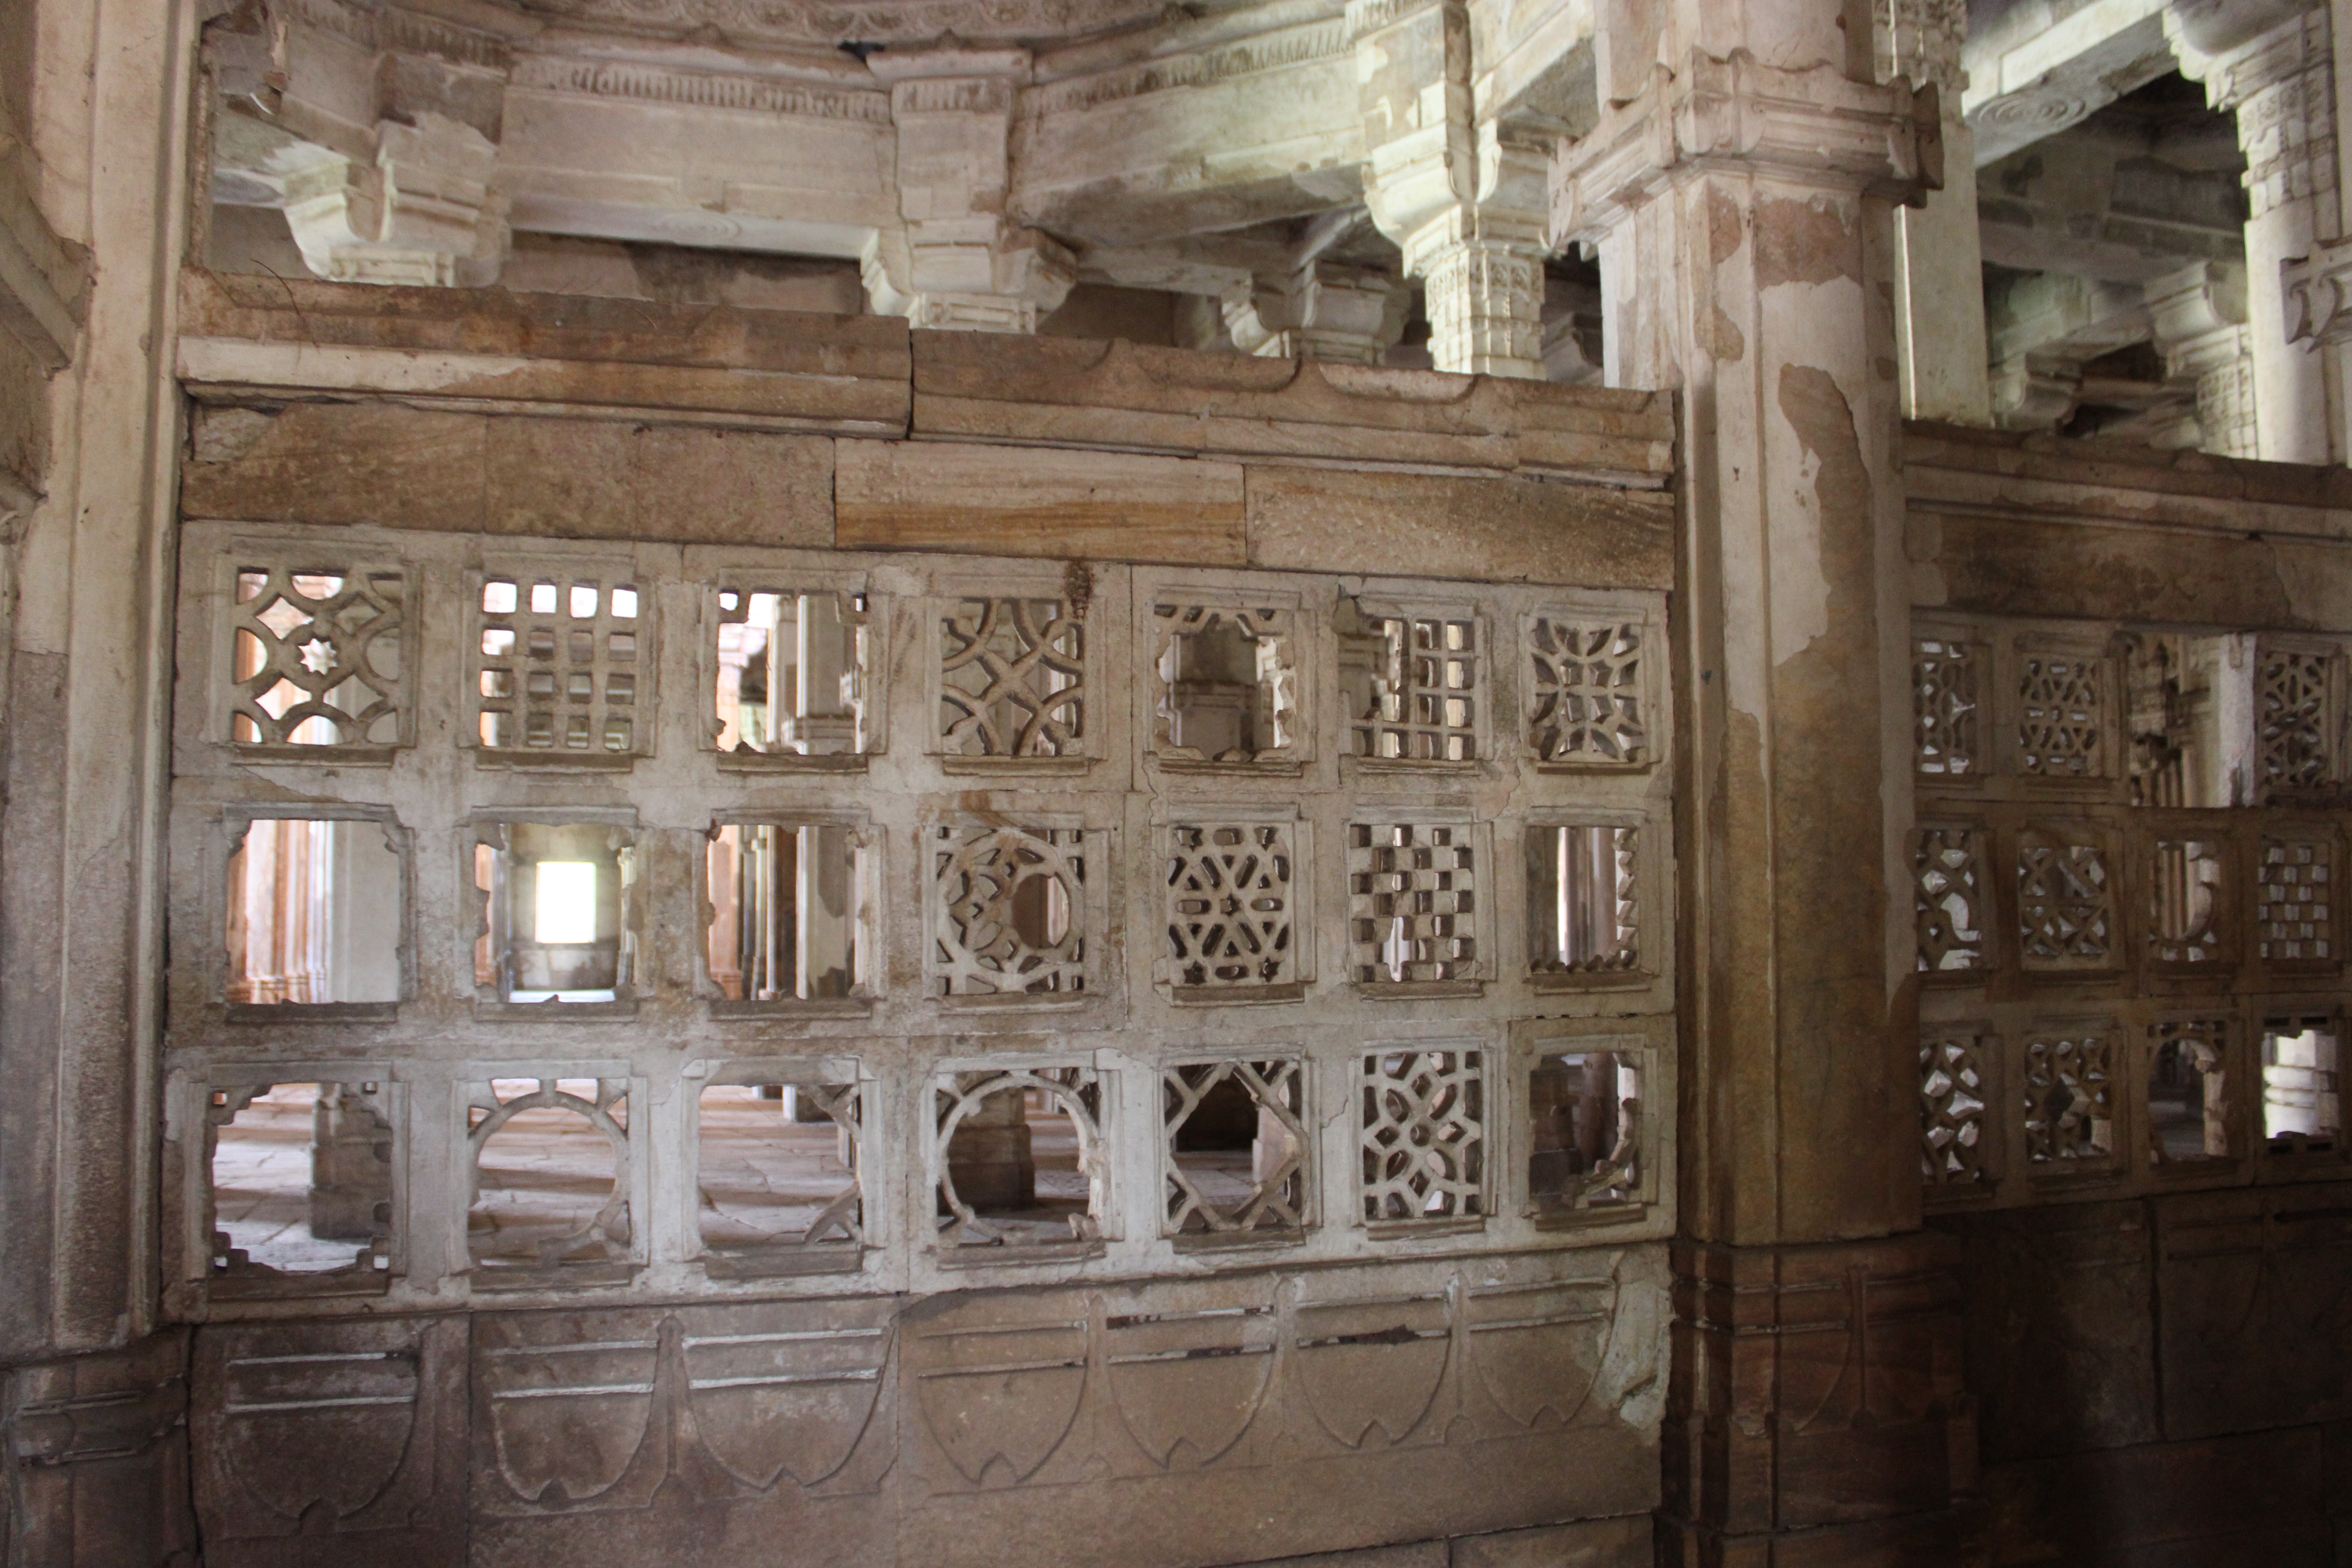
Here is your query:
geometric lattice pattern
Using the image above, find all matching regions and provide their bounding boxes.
[1527,615,1646,765]
[1920,1034,1988,1184]
[929,822,1086,998]
[2016,827,2114,968]
[2022,1031,2114,1166]
[1348,611,1478,762]
[1164,822,1298,992]
[939,598,1086,759]
[1359,1049,1484,1222]
[1161,1059,1307,1236]
[1914,826,1986,973]
[1347,823,1478,985]
[230,564,410,747]
[2017,650,2107,779]
[2258,836,2335,964]
[465,1078,633,1270]
[475,574,647,755]
[2257,642,2335,797]
[1913,636,1979,777]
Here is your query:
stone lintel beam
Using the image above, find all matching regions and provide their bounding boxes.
[1960,0,2174,168]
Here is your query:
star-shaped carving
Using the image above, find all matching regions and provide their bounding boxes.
[299,638,338,675]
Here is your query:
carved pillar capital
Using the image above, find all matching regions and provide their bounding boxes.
[1552,50,1942,250]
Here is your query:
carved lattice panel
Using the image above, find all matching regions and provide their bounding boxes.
[1347,823,1480,985]
[929,822,1087,998]
[1920,1035,1988,1185]
[1161,1059,1307,1237]
[2022,1031,2115,1168]
[2257,642,2337,797]
[475,574,648,756]
[1527,615,1647,766]
[2258,836,2335,964]
[1148,603,1300,767]
[1359,1049,1485,1223]
[1163,821,1299,995]
[1913,827,1986,973]
[2147,837,2226,967]
[229,564,411,748]
[1344,609,1479,762]
[938,597,1086,759]
[2016,649,2109,779]
[2016,826,2114,969]
[1913,636,1979,778]
[205,1080,396,1283]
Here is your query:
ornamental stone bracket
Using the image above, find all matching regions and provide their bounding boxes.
[1550,51,1943,248]
[205,0,515,287]
[2147,260,2256,456]
[1221,256,1408,363]
[864,51,1079,332]
[2285,235,2352,344]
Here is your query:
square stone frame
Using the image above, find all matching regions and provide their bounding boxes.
[162,1061,410,1317]
[1506,1014,1676,1234]
[210,802,416,1026]
[1128,563,1328,779]
[452,1062,652,1291]
[683,543,893,773]
[691,806,882,1019]
[463,546,670,772]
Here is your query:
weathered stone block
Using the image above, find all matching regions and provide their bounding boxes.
[1936,1201,2160,1463]
[911,333,1676,479]
[1668,1234,1969,1539]
[191,1316,468,1568]
[837,437,1246,564]
[1982,1429,2328,1566]
[1243,468,1673,588]
[2155,1185,2352,1440]
[180,402,834,546]
[178,269,910,436]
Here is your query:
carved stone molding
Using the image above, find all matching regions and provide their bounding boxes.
[2285,234,2352,344]
[514,0,1165,47]
[1553,51,1942,248]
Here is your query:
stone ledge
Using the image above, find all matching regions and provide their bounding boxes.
[913,332,1677,483]
[176,269,913,437]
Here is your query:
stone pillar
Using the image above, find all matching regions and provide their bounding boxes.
[1557,34,1974,1564]
[2147,261,2258,457]
[2173,5,2341,463]
[307,1084,391,1241]
[1883,0,1992,425]
[866,50,1076,332]
[796,823,855,1000]
[1351,0,1547,377]
[789,592,859,753]
[946,1089,1035,1211]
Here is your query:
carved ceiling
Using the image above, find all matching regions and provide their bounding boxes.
[505,0,1174,47]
